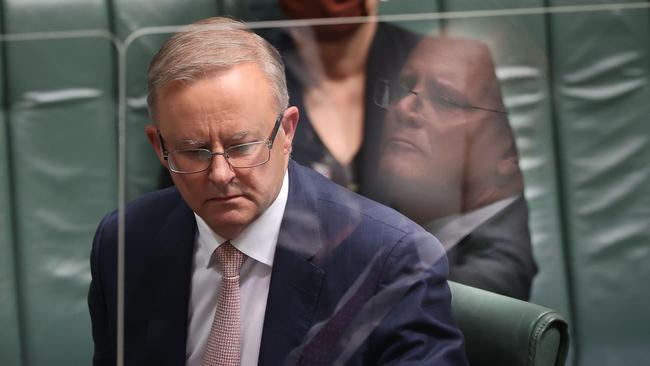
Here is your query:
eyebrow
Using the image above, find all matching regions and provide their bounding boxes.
[173,139,206,149]
[230,131,249,141]
[169,129,260,150]
[399,71,465,100]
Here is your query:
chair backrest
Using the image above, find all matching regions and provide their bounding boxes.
[449,281,569,366]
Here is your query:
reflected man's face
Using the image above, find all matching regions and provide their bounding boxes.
[379,37,508,221]
[146,63,298,239]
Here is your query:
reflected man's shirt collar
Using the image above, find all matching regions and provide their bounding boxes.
[424,195,519,251]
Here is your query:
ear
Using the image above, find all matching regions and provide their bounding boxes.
[144,124,169,167]
[280,106,299,155]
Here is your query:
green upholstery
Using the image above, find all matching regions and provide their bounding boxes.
[245,0,285,21]
[450,281,569,366]
[379,0,441,34]
[547,1,650,364]
[0,9,23,365]
[3,0,116,364]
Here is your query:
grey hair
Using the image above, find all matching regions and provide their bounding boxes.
[147,17,289,121]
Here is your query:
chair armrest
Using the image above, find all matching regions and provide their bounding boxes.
[448,281,569,366]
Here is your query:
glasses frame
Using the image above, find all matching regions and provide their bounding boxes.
[374,78,508,115]
[157,111,284,174]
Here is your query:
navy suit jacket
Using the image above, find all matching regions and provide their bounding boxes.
[88,160,468,365]
[446,196,537,300]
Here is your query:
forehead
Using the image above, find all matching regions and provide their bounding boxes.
[154,63,277,136]
[404,38,497,100]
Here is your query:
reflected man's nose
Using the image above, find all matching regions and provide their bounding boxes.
[394,91,425,128]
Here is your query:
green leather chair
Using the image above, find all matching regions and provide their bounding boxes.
[449,281,569,366]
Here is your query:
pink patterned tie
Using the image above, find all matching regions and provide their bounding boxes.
[202,242,247,366]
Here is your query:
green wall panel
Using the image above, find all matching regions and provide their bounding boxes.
[112,0,220,200]
[548,2,650,365]
[0,8,23,364]
[379,0,442,35]
[246,0,285,21]
[4,0,117,364]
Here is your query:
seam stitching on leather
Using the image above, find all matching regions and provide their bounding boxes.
[528,313,554,366]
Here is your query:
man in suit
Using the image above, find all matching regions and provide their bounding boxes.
[88,17,468,365]
[376,36,537,300]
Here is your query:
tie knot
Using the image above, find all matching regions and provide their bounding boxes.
[215,242,246,278]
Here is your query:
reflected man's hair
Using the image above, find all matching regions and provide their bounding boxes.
[146,17,289,121]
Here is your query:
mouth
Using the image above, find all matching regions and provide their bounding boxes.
[383,136,422,153]
[207,194,243,203]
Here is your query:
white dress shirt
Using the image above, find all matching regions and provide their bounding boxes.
[424,195,519,251]
[186,171,289,366]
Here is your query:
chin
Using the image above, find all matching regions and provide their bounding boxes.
[381,158,429,185]
[204,213,254,237]
[198,201,256,229]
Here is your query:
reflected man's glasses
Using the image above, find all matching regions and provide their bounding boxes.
[158,112,284,174]
[373,78,507,115]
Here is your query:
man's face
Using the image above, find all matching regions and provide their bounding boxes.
[379,38,505,220]
[146,63,298,239]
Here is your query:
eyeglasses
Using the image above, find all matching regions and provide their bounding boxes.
[158,112,284,174]
[373,78,507,115]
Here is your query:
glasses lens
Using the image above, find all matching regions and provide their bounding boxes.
[169,149,212,173]
[227,142,270,168]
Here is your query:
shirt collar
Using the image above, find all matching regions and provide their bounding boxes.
[423,195,519,250]
[194,170,289,268]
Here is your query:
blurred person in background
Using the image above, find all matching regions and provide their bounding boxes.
[270,0,420,194]
[375,36,537,300]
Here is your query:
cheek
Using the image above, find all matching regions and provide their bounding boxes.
[238,165,278,205]
[238,171,263,195]
[171,174,208,203]
[380,150,429,185]
[425,123,466,154]
[381,114,398,141]
[422,126,467,174]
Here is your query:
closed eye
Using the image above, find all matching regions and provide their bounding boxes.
[227,142,262,157]
[175,149,211,159]
[430,93,467,109]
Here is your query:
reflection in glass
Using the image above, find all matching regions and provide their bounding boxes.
[377,35,537,300]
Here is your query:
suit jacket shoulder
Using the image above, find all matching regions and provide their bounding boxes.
[259,161,468,365]
[89,187,196,366]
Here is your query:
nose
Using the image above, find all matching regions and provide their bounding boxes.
[393,92,424,128]
[207,153,236,188]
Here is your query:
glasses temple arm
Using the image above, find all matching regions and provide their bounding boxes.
[157,131,170,159]
[266,112,284,147]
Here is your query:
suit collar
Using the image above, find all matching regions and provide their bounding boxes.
[258,160,326,366]
[275,160,323,259]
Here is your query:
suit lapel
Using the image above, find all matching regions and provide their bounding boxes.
[142,198,196,364]
[258,161,326,366]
